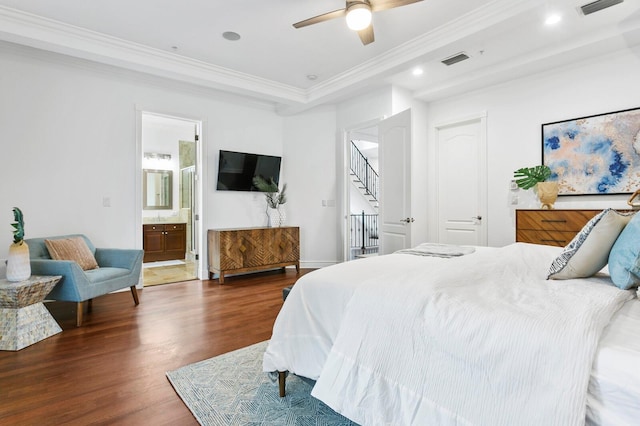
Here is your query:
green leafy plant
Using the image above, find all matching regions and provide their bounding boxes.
[11,207,25,244]
[513,165,552,190]
[252,176,287,208]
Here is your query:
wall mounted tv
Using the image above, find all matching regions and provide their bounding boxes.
[216,150,282,191]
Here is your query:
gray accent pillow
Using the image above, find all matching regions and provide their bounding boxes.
[547,209,633,280]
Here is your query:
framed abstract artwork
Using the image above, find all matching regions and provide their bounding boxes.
[542,107,640,196]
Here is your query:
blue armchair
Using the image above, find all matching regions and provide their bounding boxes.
[26,234,143,326]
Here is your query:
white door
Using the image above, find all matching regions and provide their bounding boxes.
[191,124,201,272]
[436,116,487,245]
[378,109,412,254]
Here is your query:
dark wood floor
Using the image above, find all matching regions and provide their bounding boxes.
[0,268,311,425]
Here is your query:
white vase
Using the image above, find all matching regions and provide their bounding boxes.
[267,208,278,228]
[277,207,286,227]
[6,241,31,282]
[535,182,559,210]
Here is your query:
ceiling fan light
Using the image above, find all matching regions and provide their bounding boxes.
[346,4,372,31]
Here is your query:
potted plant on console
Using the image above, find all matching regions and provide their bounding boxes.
[253,176,288,227]
[513,165,559,209]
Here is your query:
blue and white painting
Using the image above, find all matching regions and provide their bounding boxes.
[543,108,640,195]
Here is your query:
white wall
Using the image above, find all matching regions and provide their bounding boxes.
[0,43,292,266]
[282,106,338,267]
[426,47,640,247]
[205,103,285,230]
[336,87,393,129]
[3,40,637,266]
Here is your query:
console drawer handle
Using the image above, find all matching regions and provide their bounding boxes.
[541,219,567,223]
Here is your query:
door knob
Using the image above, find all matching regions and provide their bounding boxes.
[400,217,415,223]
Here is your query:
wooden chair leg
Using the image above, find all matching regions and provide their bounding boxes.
[278,371,286,397]
[76,301,84,327]
[130,286,139,305]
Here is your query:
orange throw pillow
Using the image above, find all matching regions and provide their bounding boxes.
[45,237,99,271]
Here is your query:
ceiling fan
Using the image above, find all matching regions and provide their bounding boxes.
[293,0,424,45]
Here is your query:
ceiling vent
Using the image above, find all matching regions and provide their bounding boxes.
[441,52,470,66]
[580,0,623,15]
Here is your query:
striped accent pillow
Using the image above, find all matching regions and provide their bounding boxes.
[45,237,99,271]
[547,209,633,280]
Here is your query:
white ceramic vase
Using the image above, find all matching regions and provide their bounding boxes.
[6,241,31,282]
[267,208,278,227]
[267,207,286,227]
[276,206,286,227]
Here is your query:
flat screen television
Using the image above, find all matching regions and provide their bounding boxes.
[216,150,282,191]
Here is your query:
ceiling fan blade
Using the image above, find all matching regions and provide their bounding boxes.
[357,25,375,45]
[293,9,346,28]
[371,0,423,12]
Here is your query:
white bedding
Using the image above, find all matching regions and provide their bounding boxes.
[588,299,640,425]
[263,243,639,426]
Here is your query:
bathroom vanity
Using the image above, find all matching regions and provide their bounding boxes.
[142,223,186,262]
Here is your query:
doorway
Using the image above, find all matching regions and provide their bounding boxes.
[140,112,201,286]
[345,123,380,261]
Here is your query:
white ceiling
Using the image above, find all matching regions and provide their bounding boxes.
[0,0,638,114]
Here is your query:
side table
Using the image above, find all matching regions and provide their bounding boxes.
[0,275,62,351]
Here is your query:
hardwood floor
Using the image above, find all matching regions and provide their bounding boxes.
[142,260,198,287]
[0,268,311,425]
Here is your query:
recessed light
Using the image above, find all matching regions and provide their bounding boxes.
[412,68,424,76]
[545,14,562,25]
[222,31,241,41]
[306,74,318,81]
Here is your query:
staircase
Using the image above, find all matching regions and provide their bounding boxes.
[350,141,379,207]
[350,141,379,258]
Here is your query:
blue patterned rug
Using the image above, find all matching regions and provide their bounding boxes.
[166,341,358,425]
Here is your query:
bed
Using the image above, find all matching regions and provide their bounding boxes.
[263,232,640,425]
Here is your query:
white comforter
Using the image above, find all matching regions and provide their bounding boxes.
[263,243,634,426]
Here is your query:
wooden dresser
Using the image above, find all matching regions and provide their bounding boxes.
[207,226,300,283]
[142,223,186,262]
[515,210,602,247]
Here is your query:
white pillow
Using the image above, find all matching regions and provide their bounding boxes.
[547,209,633,280]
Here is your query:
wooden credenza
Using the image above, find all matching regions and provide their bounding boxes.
[207,226,300,283]
[515,209,602,247]
[143,223,187,262]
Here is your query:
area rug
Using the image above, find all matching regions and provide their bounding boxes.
[166,341,358,425]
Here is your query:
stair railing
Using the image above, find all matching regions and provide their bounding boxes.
[350,141,379,201]
[350,210,379,254]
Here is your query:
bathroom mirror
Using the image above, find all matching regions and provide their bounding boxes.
[143,169,173,210]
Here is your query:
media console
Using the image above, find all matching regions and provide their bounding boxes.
[207,226,300,284]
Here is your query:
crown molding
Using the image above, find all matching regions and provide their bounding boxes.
[304,0,539,103]
[0,5,307,105]
[0,0,540,110]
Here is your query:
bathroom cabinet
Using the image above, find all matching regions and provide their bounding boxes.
[143,223,186,262]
